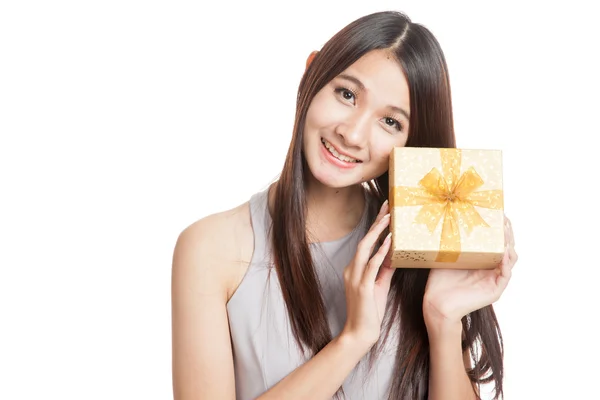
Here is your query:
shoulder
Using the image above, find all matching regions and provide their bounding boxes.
[172,201,254,302]
[171,201,254,399]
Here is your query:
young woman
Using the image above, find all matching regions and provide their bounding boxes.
[171,10,517,400]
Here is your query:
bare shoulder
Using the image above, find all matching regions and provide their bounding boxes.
[171,201,253,399]
[172,200,254,302]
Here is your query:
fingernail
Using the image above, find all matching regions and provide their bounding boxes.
[380,200,388,211]
[384,231,392,243]
[381,213,391,222]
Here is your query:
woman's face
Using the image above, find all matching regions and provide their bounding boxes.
[302,49,411,189]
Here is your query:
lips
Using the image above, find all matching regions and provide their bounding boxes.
[321,139,361,163]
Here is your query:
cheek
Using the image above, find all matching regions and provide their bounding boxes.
[305,91,348,129]
[372,140,395,165]
[305,95,326,128]
[369,135,407,173]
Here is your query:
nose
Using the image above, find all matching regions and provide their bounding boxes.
[335,112,370,148]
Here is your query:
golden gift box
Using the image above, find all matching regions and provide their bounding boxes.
[389,147,505,270]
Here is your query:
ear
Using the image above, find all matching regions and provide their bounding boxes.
[305,51,319,71]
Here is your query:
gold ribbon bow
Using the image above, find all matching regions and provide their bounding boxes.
[392,149,503,262]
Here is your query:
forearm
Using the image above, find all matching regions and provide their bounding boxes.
[256,333,370,400]
[427,320,478,400]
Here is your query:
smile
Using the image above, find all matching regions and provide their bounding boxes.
[321,139,361,164]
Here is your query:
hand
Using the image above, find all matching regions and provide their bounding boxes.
[423,215,518,327]
[341,200,396,348]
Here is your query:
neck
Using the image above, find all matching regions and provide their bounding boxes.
[304,174,366,243]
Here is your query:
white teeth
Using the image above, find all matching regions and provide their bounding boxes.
[322,139,359,163]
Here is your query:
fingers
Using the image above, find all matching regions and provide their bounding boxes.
[346,201,390,285]
[356,214,390,262]
[503,215,517,269]
[376,264,396,291]
[504,215,515,247]
[374,200,389,224]
[494,215,517,297]
[375,246,396,289]
[509,246,518,269]
[500,249,511,277]
[495,248,512,291]
[355,202,390,265]
[375,246,395,289]
[381,246,393,269]
[364,232,392,283]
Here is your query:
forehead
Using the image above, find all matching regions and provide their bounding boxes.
[338,49,409,107]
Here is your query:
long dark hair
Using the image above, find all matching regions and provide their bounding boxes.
[271,11,503,400]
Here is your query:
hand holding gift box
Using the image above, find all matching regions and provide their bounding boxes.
[389,147,504,270]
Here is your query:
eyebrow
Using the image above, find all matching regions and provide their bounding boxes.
[337,73,411,120]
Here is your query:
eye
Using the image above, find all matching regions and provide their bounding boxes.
[382,116,404,132]
[334,87,356,104]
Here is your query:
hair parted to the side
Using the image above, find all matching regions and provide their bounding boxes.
[271,11,504,400]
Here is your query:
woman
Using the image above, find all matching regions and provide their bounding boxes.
[171,10,517,400]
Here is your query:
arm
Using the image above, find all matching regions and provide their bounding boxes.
[423,216,517,400]
[426,320,479,400]
[258,202,396,399]
[172,199,394,399]
[256,333,372,400]
[171,216,238,400]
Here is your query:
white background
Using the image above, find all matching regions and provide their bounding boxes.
[1,1,598,399]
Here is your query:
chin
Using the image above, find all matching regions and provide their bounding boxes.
[305,158,368,189]
[312,172,357,189]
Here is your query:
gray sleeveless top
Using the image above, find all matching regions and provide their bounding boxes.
[226,188,398,400]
